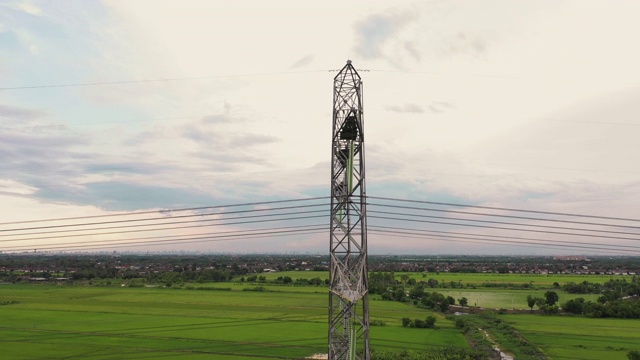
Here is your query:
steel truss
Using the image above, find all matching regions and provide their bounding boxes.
[329,60,369,360]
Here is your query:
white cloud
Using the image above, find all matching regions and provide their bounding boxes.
[0,179,37,195]
[354,8,419,60]
[289,54,315,69]
[2,0,640,254]
[385,103,424,113]
[17,1,42,16]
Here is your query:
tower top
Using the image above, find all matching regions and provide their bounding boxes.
[346,59,352,65]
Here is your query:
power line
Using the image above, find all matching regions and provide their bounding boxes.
[368,214,640,242]
[4,221,635,254]
[367,209,640,236]
[2,195,639,254]
[0,204,325,241]
[1,223,327,252]
[370,224,632,249]
[368,196,640,223]
[369,228,635,256]
[5,195,638,229]
[5,226,327,253]
[4,67,636,92]
[0,70,328,91]
[0,213,326,244]
[0,68,505,91]
[369,225,640,252]
[0,197,329,227]
[0,207,328,240]
[367,202,640,229]
[0,115,204,131]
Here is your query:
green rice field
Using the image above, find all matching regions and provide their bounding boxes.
[250,271,623,309]
[254,270,633,287]
[1,271,639,359]
[394,272,633,287]
[434,288,591,310]
[0,285,465,359]
[500,314,640,360]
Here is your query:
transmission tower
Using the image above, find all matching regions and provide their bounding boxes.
[329,60,369,360]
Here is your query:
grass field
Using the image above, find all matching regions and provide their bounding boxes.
[0,285,466,359]
[2,272,639,359]
[251,270,633,287]
[396,272,634,287]
[433,288,593,310]
[500,314,640,360]
[232,270,613,310]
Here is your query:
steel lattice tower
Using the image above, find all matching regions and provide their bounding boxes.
[329,60,369,360]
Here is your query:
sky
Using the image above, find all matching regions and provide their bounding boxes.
[1,0,639,255]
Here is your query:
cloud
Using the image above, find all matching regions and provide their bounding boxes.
[427,101,455,114]
[0,103,45,123]
[35,181,227,211]
[201,102,242,124]
[188,134,279,169]
[3,1,638,255]
[0,129,88,166]
[0,128,98,203]
[441,32,487,58]
[403,42,421,61]
[0,126,247,210]
[288,54,315,69]
[17,1,43,16]
[385,101,454,114]
[183,126,279,148]
[385,103,424,114]
[0,178,37,195]
[201,115,234,124]
[353,10,418,60]
[0,130,95,185]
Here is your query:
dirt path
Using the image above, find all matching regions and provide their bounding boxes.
[480,328,514,360]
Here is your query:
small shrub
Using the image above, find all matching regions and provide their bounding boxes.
[414,319,427,328]
[402,317,411,327]
[242,286,266,292]
[425,315,436,328]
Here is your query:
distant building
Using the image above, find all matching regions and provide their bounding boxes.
[553,256,589,261]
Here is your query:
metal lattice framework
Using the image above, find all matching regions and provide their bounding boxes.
[329,61,369,360]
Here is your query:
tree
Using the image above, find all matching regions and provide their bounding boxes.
[545,291,559,306]
[401,317,411,328]
[562,297,585,315]
[408,286,424,300]
[446,296,455,306]
[425,316,437,328]
[400,274,410,290]
[527,295,536,310]
[628,350,640,360]
[458,297,468,307]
